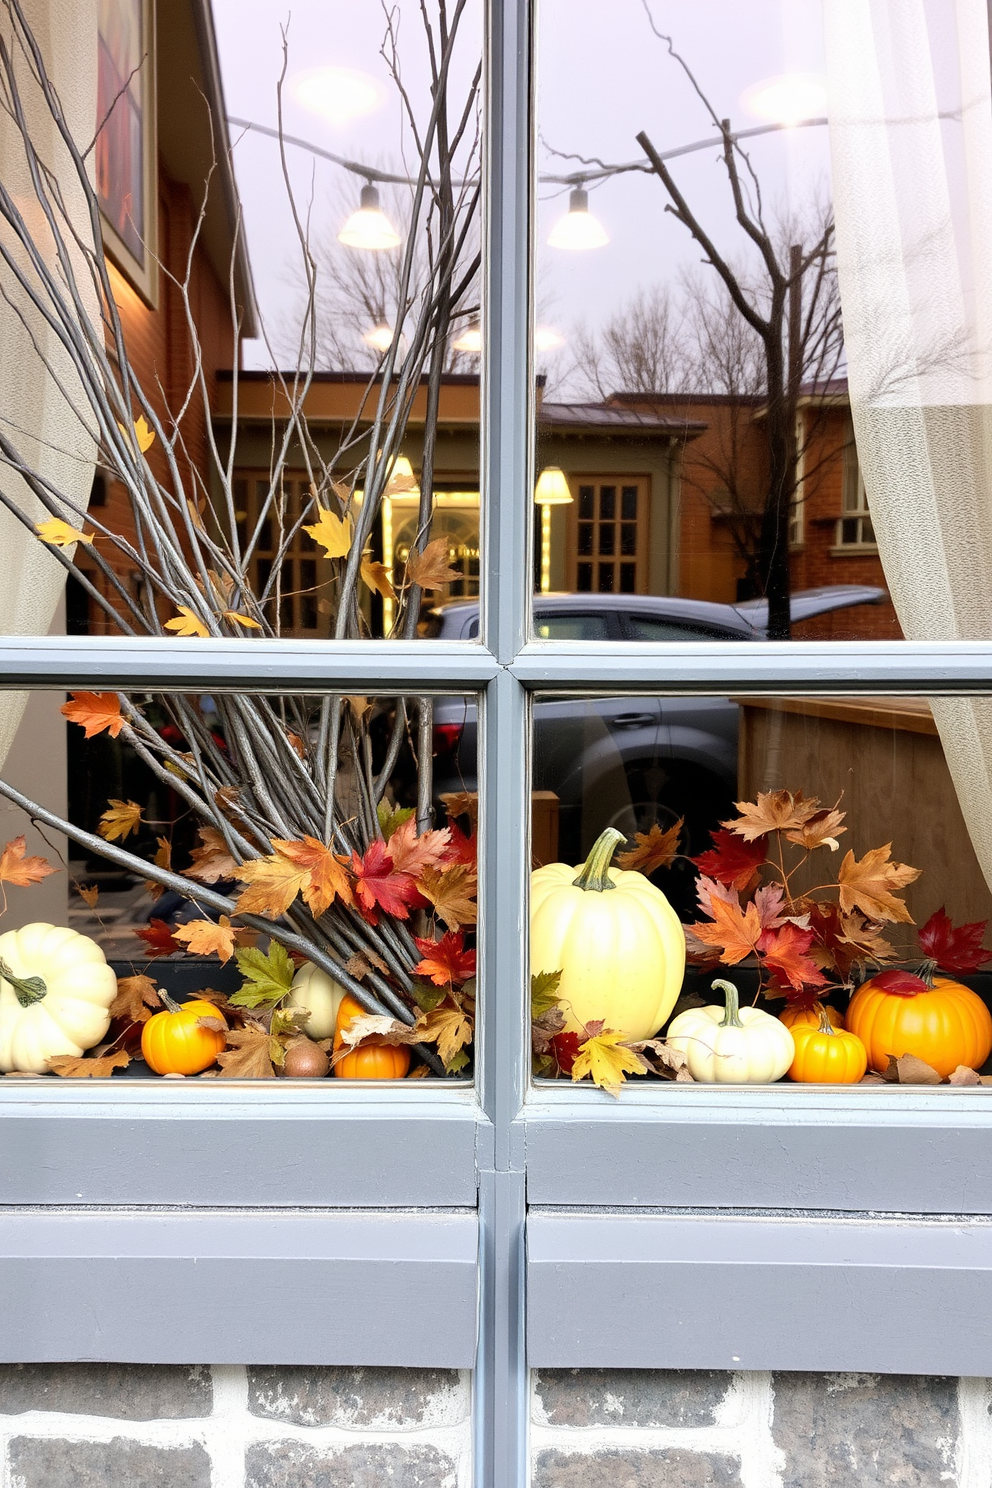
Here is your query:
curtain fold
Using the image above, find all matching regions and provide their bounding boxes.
[0,0,99,766]
[823,0,992,894]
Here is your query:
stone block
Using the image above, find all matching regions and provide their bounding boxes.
[534,1368,731,1427]
[247,1365,465,1428]
[532,1447,741,1486]
[8,1436,212,1488]
[771,1372,959,1486]
[0,1363,211,1419]
[245,1440,459,1487]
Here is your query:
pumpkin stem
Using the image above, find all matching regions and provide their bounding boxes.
[0,957,46,1009]
[158,989,182,1015]
[713,978,743,1029]
[572,828,625,892]
[916,958,938,989]
[817,1008,836,1036]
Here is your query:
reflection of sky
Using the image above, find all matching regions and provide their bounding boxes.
[213,0,829,377]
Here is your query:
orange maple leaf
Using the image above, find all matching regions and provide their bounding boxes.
[758,922,827,991]
[0,835,57,888]
[172,916,238,963]
[406,536,460,590]
[61,691,126,739]
[233,853,311,918]
[615,820,683,874]
[186,826,239,884]
[723,789,821,841]
[270,836,354,917]
[417,862,478,931]
[385,816,451,878]
[98,799,143,842]
[837,843,921,924]
[690,895,763,964]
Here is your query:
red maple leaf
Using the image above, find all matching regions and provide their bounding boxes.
[136,918,178,957]
[691,829,768,891]
[349,839,420,922]
[758,922,827,992]
[443,819,477,866]
[413,930,477,987]
[551,1030,582,1074]
[918,907,992,973]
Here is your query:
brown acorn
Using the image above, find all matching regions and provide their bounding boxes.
[281,1037,330,1079]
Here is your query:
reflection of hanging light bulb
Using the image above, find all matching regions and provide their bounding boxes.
[534,466,572,505]
[363,323,395,351]
[338,183,401,250]
[453,325,483,353]
[385,454,420,496]
[534,326,565,351]
[547,187,608,250]
[741,72,827,126]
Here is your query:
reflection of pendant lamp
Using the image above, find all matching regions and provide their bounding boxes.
[452,325,483,353]
[534,467,572,593]
[547,187,609,250]
[363,323,395,351]
[338,183,401,250]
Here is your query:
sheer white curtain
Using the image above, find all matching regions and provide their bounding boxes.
[0,0,98,766]
[823,0,992,893]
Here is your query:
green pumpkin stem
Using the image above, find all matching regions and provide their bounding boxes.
[159,989,182,1015]
[713,978,743,1028]
[0,957,47,1009]
[572,828,625,892]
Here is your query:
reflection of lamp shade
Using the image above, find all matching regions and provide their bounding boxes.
[385,454,420,496]
[338,183,402,250]
[547,187,609,250]
[363,323,394,351]
[534,466,572,505]
[453,325,483,353]
[534,326,565,351]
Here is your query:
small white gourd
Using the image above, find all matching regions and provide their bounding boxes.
[285,961,347,1041]
[666,978,795,1084]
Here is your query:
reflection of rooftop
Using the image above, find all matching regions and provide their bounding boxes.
[540,400,705,434]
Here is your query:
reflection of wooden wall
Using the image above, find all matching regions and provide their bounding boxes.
[532,791,560,869]
[738,699,992,929]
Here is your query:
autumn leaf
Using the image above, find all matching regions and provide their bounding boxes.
[531,968,564,1017]
[61,691,126,739]
[377,802,414,840]
[219,610,262,629]
[616,819,683,874]
[233,852,313,918]
[948,1065,983,1086]
[172,916,238,964]
[143,836,172,900]
[36,517,94,546]
[624,1037,693,1082]
[304,508,353,558]
[918,906,992,973]
[531,1003,566,1057]
[837,843,921,924]
[758,922,827,991]
[216,1025,279,1078]
[881,1052,942,1085]
[753,882,790,931]
[269,836,354,917]
[690,894,763,965]
[361,555,397,600]
[117,413,155,452]
[723,789,821,841]
[418,1000,474,1069]
[386,816,451,878]
[805,902,896,980]
[110,973,161,1024]
[0,835,56,888]
[165,605,210,638]
[417,862,478,931]
[571,1028,645,1096]
[287,731,306,759]
[333,1012,424,1054]
[230,942,295,1008]
[136,918,178,957]
[413,930,477,987]
[406,536,460,590]
[47,1049,130,1077]
[186,498,207,533]
[443,819,477,866]
[350,839,419,922]
[98,799,143,842]
[78,883,99,909]
[784,804,847,852]
[550,1029,582,1074]
[440,790,479,827]
[187,826,239,884]
[691,829,768,890]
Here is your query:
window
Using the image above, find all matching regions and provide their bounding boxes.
[570,480,648,594]
[96,0,157,300]
[835,428,876,550]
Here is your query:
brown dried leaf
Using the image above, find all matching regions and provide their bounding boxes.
[361,555,397,601]
[144,836,172,900]
[187,826,239,884]
[47,1050,131,1078]
[77,883,100,909]
[948,1065,983,1086]
[417,862,478,931]
[216,1026,278,1079]
[0,835,57,888]
[345,954,370,981]
[440,790,479,827]
[881,1053,942,1085]
[625,1037,693,1082]
[616,820,683,874]
[724,789,821,841]
[417,1001,474,1069]
[531,1004,566,1056]
[406,536,460,590]
[110,973,161,1024]
[784,804,847,852]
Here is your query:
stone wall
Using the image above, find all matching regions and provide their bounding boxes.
[2,1365,990,1484]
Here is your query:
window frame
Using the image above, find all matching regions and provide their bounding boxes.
[96,0,159,305]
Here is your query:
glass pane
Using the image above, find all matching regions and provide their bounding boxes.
[531,2,977,643]
[530,692,992,1092]
[0,690,479,1084]
[534,614,610,641]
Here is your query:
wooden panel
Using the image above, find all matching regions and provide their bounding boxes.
[738,698,992,926]
[531,790,559,866]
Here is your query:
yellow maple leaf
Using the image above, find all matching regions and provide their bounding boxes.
[571,1029,644,1097]
[418,1000,473,1070]
[303,508,353,559]
[172,916,238,964]
[36,517,94,547]
[117,414,156,453]
[219,610,262,629]
[165,605,210,637]
[233,852,313,918]
[98,798,143,842]
[361,555,397,600]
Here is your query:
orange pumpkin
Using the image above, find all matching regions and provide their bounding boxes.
[846,970,992,1079]
[333,993,411,1080]
[141,993,227,1075]
[789,1012,867,1084]
[779,1002,844,1033]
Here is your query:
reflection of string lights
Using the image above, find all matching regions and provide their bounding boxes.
[337,183,401,250]
[363,323,395,351]
[290,66,382,126]
[547,187,609,250]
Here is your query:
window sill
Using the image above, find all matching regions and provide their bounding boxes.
[830,543,879,556]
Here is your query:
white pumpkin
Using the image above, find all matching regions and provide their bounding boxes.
[0,922,117,1073]
[286,961,347,1041]
[667,978,795,1084]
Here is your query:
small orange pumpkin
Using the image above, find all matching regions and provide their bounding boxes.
[333,993,411,1080]
[846,970,992,1079]
[788,1011,867,1084]
[141,992,227,1075]
[779,1002,844,1033]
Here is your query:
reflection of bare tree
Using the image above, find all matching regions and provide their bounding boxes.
[571,286,689,401]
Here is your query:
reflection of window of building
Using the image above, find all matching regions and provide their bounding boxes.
[569,479,648,594]
[789,415,805,549]
[96,0,156,297]
[382,489,480,631]
[836,431,876,550]
[234,472,324,636]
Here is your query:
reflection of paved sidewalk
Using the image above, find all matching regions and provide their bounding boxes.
[68,861,158,961]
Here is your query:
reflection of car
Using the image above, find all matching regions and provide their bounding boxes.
[423,587,886,916]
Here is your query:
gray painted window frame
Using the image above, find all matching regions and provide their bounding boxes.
[1,3,992,1483]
